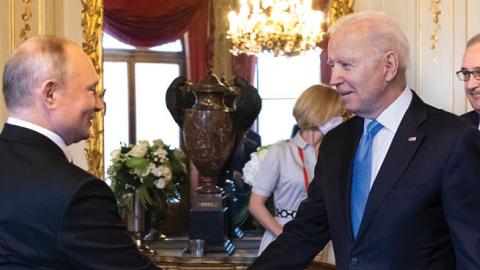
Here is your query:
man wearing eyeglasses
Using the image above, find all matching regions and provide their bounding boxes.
[457,33,480,129]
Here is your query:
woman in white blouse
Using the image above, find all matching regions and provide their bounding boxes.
[249,84,344,262]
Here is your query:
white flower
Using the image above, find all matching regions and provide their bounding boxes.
[128,140,149,157]
[153,139,165,148]
[173,148,185,159]
[153,147,168,162]
[151,165,165,177]
[163,166,172,182]
[149,165,173,187]
[155,178,166,189]
[108,137,187,213]
[242,146,269,186]
[139,162,155,178]
[110,149,121,160]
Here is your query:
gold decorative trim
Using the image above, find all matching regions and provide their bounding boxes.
[38,0,43,35]
[81,0,105,178]
[328,0,355,27]
[10,0,15,51]
[19,0,32,41]
[429,0,442,51]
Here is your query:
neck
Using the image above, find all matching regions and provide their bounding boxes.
[9,109,54,134]
[300,130,323,158]
[363,81,406,119]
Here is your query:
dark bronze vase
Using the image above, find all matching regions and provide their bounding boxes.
[182,72,236,194]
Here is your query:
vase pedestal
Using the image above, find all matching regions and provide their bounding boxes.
[188,190,235,255]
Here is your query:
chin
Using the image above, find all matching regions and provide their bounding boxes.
[75,130,91,143]
[344,105,358,115]
[80,133,91,141]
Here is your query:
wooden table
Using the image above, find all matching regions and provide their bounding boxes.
[149,237,335,270]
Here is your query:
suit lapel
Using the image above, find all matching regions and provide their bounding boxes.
[355,93,427,242]
[471,111,479,126]
[462,110,479,127]
[336,117,364,243]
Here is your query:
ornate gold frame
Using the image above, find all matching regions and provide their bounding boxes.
[81,0,104,178]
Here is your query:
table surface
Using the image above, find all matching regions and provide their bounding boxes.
[148,237,335,269]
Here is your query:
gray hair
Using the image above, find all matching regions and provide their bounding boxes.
[331,11,410,73]
[466,33,480,48]
[2,35,73,110]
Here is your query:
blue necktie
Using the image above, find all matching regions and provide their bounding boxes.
[351,120,383,238]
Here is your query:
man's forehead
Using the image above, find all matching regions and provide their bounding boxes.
[328,35,369,59]
[463,43,480,67]
[465,43,480,56]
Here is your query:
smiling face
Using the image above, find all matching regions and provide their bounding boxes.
[462,42,480,112]
[328,22,405,119]
[328,30,387,119]
[50,45,103,145]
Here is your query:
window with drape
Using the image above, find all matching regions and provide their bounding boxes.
[103,33,186,177]
[102,0,213,183]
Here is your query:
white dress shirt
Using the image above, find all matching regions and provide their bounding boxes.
[7,117,72,161]
[477,115,480,130]
[252,132,316,210]
[364,87,413,189]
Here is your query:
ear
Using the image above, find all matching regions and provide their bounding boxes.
[383,51,399,82]
[40,80,59,109]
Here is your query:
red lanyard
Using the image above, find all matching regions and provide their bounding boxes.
[297,147,310,192]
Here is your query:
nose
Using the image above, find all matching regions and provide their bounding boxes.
[329,67,343,87]
[94,91,105,113]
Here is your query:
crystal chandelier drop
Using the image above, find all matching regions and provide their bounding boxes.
[227,0,326,57]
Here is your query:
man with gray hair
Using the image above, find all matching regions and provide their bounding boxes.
[0,36,159,269]
[249,11,480,270]
[458,33,480,129]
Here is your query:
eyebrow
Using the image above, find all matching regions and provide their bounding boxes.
[329,57,356,63]
[460,67,480,71]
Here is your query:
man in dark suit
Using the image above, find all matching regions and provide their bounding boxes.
[249,11,480,270]
[458,33,480,128]
[0,36,159,269]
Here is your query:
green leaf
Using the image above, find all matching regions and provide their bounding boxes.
[143,174,156,188]
[125,157,148,170]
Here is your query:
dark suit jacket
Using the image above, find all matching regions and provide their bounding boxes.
[461,110,479,127]
[0,124,158,269]
[250,93,480,270]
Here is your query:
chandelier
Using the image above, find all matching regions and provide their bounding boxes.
[227,0,326,57]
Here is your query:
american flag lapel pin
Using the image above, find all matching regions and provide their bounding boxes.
[408,136,416,142]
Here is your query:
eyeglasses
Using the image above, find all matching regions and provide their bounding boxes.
[456,69,480,81]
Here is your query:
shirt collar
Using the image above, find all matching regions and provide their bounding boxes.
[366,86,412,133]
[6,117,71,160]
[291,130,308,149]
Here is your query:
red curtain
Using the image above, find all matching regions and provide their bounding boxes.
[184,0,214,83]
[105,0,204,47]
[104,0,212,83]
[232,55,257,85]
[319,36,331,85]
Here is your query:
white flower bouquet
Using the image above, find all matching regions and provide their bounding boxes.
[242,145,270,186]
[107,139,188,217]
